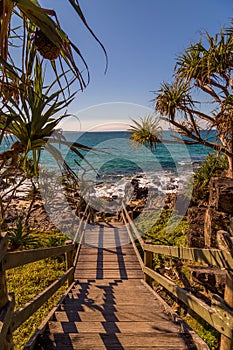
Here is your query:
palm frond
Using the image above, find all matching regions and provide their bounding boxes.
[128,114,162,151]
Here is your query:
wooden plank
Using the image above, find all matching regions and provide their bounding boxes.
[122,203,144,247]
[48,320,181,334]
[122,213,144,269]
[77,256,139,262]
[0,234,8,263]
[48,332,192,348]
[60,303,172,314]
[143,266,233,338]
[4,244,75,271]
[54,309,172,322]
[0,294,14,350]
[75,271,143,279]
[11,267,74,331]
[144,244,233,270]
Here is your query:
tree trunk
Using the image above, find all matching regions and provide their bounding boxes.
[226,155,233,179]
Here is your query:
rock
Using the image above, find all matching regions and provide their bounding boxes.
[204,207,231,248]
[187,206,206,248]
[189,266,226,294]
[203,177,233,247]
[164,193,177,210]
[209,177,233,214]
[125,178,148,202]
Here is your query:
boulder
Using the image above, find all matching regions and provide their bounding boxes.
[209,177,233,214]
[204,207,231,247]
[187,206,206,248]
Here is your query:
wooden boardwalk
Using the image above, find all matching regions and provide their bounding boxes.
[35,223,197,349]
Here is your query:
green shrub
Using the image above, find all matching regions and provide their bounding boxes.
[192,153,227,204]
[136,209,189,246]
[7,217,38,250]
[184,315,219,350]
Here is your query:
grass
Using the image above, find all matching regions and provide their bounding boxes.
[6,231,69,349]
[136,209,189,246]
[184,315,219,350]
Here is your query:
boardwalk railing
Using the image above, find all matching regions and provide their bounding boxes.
[0,206,89,350]
[122,203,233,350]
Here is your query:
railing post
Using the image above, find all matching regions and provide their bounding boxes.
[217,230,233,350]
[0,233,14,350]
[65,240,74,286]
[144,241,153,287]
[220,271,233,350]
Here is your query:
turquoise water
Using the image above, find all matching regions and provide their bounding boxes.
[1,130,215,197]
[61,130,213,173]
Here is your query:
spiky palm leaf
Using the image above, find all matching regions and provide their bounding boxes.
[0,0,107,93]
[154,29,233,178]
[154,81,194,121]
[128,114,162,151]
[175,32,232,86]
[0,48,92,176]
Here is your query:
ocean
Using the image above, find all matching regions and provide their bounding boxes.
[1,130,215,200]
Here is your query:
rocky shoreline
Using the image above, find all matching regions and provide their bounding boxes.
[1,176,180,232]
[3,173,233,253]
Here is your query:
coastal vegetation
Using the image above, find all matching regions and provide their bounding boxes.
[0,4,232,350]
[0,2,104,348]
[0,0,107,96]
[153,30,233,178]
[192,153,227,205]
[6,230,68,349]
[128,114,162,151]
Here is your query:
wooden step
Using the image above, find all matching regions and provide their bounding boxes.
[59,303,171,314]
[38,332,195,349]
[33,224,199,350]
[54,309,174,323]
[77,261,141,267]
[74,272,143,279]
[75,279,146,286]
[47,320,182,334]
[77,255,140,262]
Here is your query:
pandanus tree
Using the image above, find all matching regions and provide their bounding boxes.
[0,22,93,228]
[0,0,106,171]
[153,31,233,178]
[0,0,107,97]
[128,114,162,151]
[0,21,91,176]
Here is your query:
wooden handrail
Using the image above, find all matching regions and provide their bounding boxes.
[3,244,75,271]
[122,204,233,350]
[72,203,90,244]
[144,243,233,270]
[0,204,91,349]
[122,211,144,269]
[122,203,144,247]
[143,266,233,338]
[73,212,90,268]
[11,267,74,332]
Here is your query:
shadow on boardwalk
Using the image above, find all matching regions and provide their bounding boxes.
[35,223,197,350]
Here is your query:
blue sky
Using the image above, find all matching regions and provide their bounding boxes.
[43,1,232,131]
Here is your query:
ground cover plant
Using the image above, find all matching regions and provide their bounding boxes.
[6,231,68,349]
